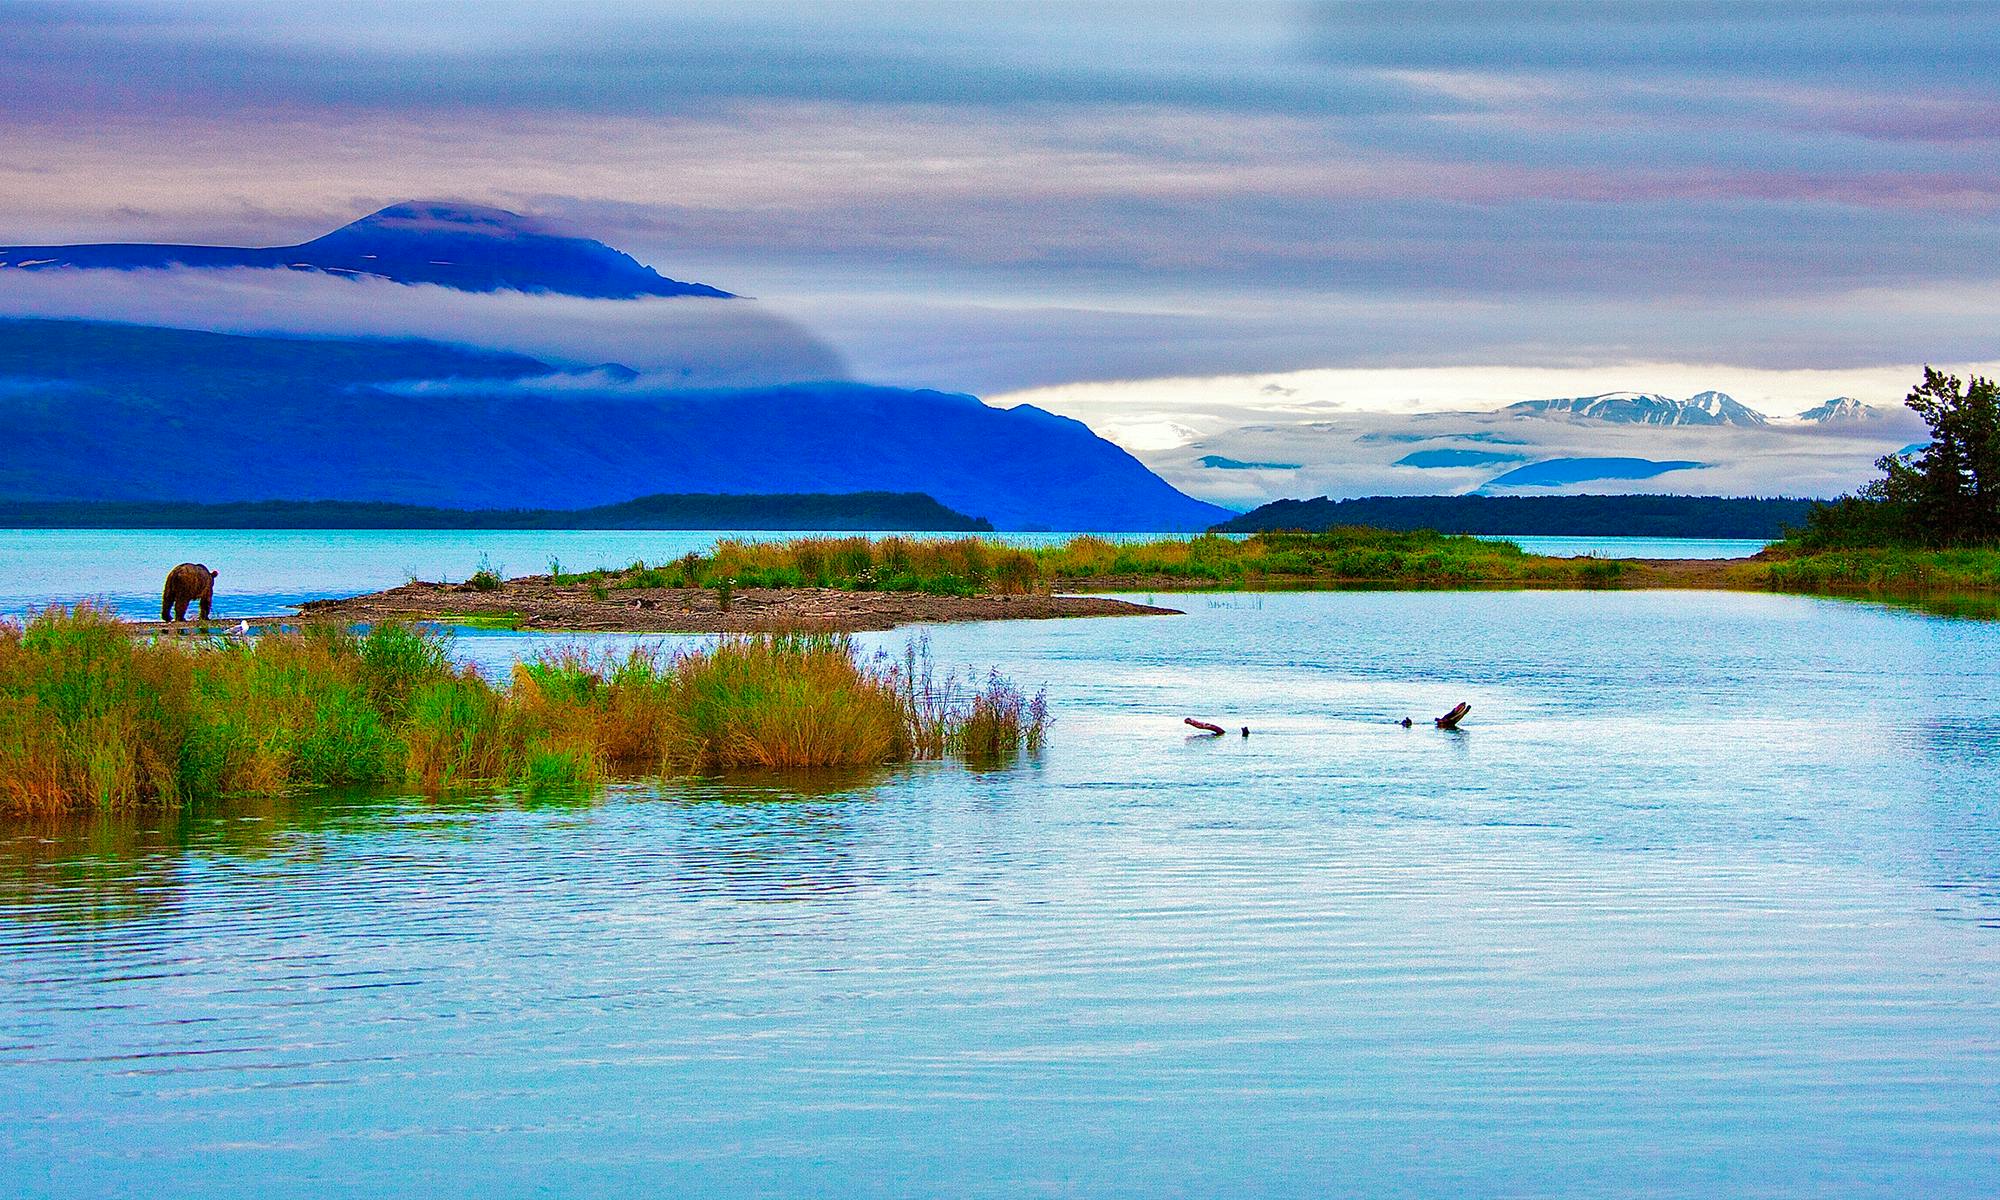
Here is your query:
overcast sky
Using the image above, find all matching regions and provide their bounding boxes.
[4,0,1998,410]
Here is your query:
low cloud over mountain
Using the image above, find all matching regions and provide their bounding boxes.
[999,369,1939,505]
[0,201,1231,530]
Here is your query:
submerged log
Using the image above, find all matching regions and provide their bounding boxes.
[1184,718,1226,736]
[1434,702,1471,730]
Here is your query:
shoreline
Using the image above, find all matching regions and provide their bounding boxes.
[105,555,2000,636]
[288,579,1183,633]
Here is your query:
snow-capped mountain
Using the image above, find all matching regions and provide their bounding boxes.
[1685,390,1768,425]
[1503,390,1768,427]
[1794,397,1884,424]
[0,201,731,299]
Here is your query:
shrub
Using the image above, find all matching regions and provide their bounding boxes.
[468,553,504,592]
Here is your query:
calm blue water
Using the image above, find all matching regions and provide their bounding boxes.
[1,586,1996,1197]
[0,528,1768,621]
[1497,534,1769,559]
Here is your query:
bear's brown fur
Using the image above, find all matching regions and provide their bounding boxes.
[161,562,219,622]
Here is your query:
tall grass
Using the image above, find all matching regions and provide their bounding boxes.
[1027,529,1584,587]
[1763,546,2000,595]
[567,529,1618,595]
[0,608,1048,814]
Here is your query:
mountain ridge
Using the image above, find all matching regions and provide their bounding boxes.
[1504,391,1768,427]
[1503,389,1887,428]
[0,492,996,532]
[0,319,1229,531]
[0,201,731,300]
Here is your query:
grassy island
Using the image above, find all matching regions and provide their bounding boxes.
[0,607,1045,814]
[262,525,2000,636]
[663,528,1633,590]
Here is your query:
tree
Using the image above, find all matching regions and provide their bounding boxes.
[1814,367,2000,547]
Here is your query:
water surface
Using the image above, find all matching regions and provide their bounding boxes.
[1,589,1995,1197]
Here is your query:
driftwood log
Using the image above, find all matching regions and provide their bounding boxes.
[1434,702,1471,730]
[1184,718,1227,736]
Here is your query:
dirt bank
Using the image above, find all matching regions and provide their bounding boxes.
[288,578,1180,633]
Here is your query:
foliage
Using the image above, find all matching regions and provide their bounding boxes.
[1790,368,2000,550]
[0,608,1049,814]
[468,553,504,592]
[586,529,1612,595]
[1027,528,1600,587]
[1763,547,2000,595]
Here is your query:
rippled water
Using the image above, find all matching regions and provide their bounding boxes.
[0,528,1767,620]
[2,589,1996,1197]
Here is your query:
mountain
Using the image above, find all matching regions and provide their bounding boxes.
[1197,455,1302,470]
[1795,397,1883,424]
[1504,390,1768,427]
[1481,457,1708,488]
[1212,494,1821,538]
[0,319,1229,531]
[1685,390,1767,425]
[0,201,731,299]
[0,492,996,532]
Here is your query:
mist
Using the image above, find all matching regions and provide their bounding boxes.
[0,266,848,386]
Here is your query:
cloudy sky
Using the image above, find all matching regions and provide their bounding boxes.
[4,1,1997,499]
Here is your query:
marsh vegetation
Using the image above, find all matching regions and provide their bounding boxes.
[530,528,1631,596]
[0,607,1046,814]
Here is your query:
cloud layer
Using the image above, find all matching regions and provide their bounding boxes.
[0,267,845,385]
[2,2,1997,430]
[997,365,1952,503]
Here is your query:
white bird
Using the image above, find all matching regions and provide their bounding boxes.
[233,620,251,636]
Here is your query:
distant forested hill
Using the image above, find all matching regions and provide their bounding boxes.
[0,492,993,531]
[1213,495,1820,539]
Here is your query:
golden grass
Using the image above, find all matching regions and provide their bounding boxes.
[0,608,1047,814]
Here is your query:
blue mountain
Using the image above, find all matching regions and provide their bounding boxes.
[0,201,730,299]
[1482,457,1709,488]
[0,320,1230,531]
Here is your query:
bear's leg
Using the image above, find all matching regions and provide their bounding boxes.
[162,591,174,622]
[199,591,212,621]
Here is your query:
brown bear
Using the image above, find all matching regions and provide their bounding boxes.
[161,562,219,623]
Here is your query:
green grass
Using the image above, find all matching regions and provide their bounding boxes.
[1762,545,2000,594]
[0,608,1048,814]
[574,529,1623,595]
[442,612,526,631]
[1027,529,1620,588]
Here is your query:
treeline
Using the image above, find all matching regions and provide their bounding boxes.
[1212,494,1818,539]
[0,492,994,532]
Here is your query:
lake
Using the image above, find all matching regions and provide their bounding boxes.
[1,576,1996,1197]
[0,528,1770,621]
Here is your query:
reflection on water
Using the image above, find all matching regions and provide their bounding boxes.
[1,590,1997,1199]
[1810,588,2000,622]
